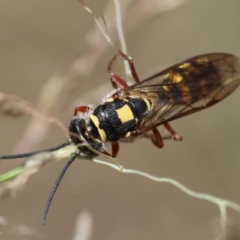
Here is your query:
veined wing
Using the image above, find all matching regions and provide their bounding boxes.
[114,53,240,135]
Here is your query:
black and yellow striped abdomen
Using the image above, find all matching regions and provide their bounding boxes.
[88,97,151,142]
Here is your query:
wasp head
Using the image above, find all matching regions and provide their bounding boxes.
[68,117,104,157]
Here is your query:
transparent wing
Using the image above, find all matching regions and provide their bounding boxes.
[114,53,240,135]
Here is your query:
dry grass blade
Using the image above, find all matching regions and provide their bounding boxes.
[0,76,70,171]
[0,215,46,239]
[73,211,93,240]
[92,158,240,235]
[0,92,67,134]
[0,145,76,198]
[71,0,187,77]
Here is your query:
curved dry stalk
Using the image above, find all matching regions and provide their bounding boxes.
[0,92,66,133]
[92,158,240,236]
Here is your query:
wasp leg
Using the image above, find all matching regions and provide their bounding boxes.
[107,54,118,72]
[111,142,119,158]
[163,122,183,141]
[102,142,119,158]
[144,128,164,148]
[108,51,140,84]
[118,51,140,83]
[110,72,128,89]
[74,105,91,116]
[151,128,164,148]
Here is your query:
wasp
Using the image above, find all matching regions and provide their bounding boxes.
[0,51,240,224]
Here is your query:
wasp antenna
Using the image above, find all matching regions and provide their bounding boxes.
[42,151,79,225]
[0,141,71,160]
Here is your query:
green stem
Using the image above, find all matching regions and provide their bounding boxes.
[0,166,23,183]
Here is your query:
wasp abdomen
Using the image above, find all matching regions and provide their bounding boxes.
[89,98,151,142]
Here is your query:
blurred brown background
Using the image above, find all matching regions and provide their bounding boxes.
[0,0,240,239]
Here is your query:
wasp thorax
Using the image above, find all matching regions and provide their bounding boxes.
[87,97,152,143]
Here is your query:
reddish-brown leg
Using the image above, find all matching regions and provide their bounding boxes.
[110,73,128,89]
[118,51,140,83]
[107,54,118,72]
[163,122,183,141]
[102,142,119,158]
[111,142,119,158]
[74,105,91,116]
[151,127,164,148]
[108,51,140,86]
[144,128,164,148]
